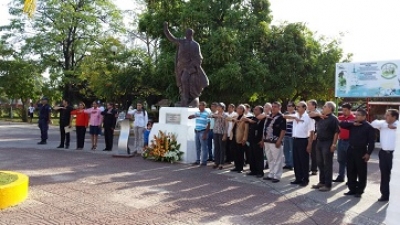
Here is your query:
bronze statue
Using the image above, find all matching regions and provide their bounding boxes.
[164,22,209,107]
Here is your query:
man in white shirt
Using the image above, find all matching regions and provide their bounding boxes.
[127,102,149,154]
[371,109,398,202]
[226,104,237,163]
[207,102,218,161]
[285,101,315,186]
[28,103,35,123]
[244,103,253,117]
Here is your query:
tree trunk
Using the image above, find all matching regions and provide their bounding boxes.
[20,98,28,122]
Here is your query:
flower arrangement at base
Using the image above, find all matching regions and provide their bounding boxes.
[143,130,184,163]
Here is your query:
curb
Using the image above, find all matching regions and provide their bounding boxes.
[0,171,29,210]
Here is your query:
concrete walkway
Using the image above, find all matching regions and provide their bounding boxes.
[0,122,389,224]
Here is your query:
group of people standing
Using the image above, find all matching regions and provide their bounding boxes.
[189,100,397,202]
[35,97,150,153]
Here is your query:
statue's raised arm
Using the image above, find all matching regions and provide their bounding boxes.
[163,22,179,44]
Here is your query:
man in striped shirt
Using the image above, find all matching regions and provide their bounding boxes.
[283,102,296,170]
[189,101,210,166]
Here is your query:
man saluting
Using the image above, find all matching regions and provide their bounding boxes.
[371,109,398,202]
[340,109,375,198]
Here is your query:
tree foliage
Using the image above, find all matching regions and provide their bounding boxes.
[78,38,153,109]
[1,0,124,102]
[259,22,345,103]
[0,42,43,121]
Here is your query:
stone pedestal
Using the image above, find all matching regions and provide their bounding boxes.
[113,118,134,158]
[148,107,200,163]
[384,126,400,225]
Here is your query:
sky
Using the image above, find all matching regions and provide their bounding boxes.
[0,0,399,62]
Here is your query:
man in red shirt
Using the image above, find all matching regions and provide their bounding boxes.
[333,103,355,182]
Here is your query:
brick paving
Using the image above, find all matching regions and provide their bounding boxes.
[0,122,388,224]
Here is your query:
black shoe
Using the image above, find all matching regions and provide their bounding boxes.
[263,177,272,181]
[246,172,257,176]
[300,182,309,187]
[57,145,64,148]
[272,179,280,183]
[199,163,207,167]
[290,180,302,185]
[237,170,243,173]
[192,162,200,166]
[283,166,293,170]
[103,149,111,151]
[37,141,47,145]
[230,169,240,172]
[256,174,264,178]
[378,197,389,202]
[65,146,69,149]
[354,193,362,198]
[207,158,213,162]
[310,171,317,176]
[333,177,344,182]
[344,191,356,196]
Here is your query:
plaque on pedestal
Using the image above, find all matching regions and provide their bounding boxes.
[113,118,134,158]
[166,113,181,124]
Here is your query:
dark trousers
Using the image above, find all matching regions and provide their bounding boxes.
[379,150,393,198]
[346,146,368,194]
[310,140,318,172]
[316,140,334,187]
[208,130,214,160]
[225,138,234,162]
[76,126,86,148]
[59,125,70,147]
[293,138,310,183]
[104,127,114,150]
[244,143,251,164]
[234,143,246,171]
[250,141,264,175]
[213,133,226,165]
[38,119,49,141]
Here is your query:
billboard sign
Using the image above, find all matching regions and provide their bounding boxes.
[335,60,400,97]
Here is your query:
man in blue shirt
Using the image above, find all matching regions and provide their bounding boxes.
[37,97,52,144]
[189,101,210,166]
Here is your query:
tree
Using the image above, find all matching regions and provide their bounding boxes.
[0,49,43,121]
[78,38,154,110]
[1,0,124,103]
[258,22,345,105]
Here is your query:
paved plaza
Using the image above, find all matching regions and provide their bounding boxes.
[0,122,389,224]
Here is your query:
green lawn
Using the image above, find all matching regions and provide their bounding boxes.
[0,172,18,186]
